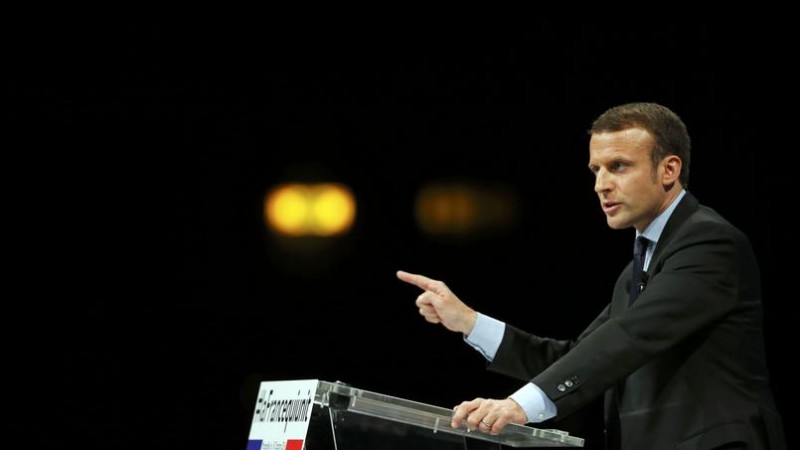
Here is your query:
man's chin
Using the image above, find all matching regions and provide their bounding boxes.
[606,217,629,230]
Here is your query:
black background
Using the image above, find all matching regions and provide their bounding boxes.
[9,17,796,449]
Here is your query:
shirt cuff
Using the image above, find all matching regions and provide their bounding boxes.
[509,383,557,423]
[464,312,505,361]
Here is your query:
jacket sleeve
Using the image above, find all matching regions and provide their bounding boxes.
[511,219,741,418]
[488,303,611,381]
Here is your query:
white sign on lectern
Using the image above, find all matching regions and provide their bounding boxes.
[246,379,319,450]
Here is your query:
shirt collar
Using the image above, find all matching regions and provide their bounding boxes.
[638,189,687,246]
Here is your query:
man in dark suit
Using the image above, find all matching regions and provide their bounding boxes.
[397,102,786,449]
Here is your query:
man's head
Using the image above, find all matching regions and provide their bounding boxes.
[587,103,690,232]
[589,102,691,187]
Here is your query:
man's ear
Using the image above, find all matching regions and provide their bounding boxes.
[661,155,682,187]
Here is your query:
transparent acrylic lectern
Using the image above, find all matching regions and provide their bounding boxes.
[303,380,584,449]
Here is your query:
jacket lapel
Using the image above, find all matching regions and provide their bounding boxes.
[647,191,699,277]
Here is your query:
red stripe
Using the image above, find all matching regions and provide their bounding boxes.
[285,439,304,450]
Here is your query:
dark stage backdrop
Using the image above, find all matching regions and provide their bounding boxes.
[9,18,795,450]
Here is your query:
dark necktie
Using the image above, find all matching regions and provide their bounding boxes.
[628,236,649,304]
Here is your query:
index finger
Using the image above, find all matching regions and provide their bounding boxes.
[396,270,438,291]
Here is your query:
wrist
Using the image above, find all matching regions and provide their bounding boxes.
[462,308,477,336]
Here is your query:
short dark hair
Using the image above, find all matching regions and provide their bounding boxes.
[589,102,691,187]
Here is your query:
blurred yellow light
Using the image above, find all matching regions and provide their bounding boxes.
[265,183,356,236]
[312,184,356,236]
[415,182,518,236]
[266,184,310,236]
[419,187,478,234]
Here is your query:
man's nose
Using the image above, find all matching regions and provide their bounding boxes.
[594,170,609,193]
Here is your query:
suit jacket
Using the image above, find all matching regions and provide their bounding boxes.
[489,192,786,450]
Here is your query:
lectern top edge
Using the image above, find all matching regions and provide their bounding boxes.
[314,379,585,448]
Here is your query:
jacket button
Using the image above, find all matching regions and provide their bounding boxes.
[557,384,566,392]
[565,380,573,388]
